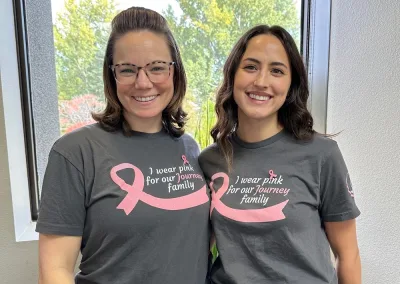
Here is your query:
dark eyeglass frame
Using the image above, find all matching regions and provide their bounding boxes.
[109,61,175,85]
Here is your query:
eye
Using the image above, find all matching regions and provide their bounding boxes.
[120,69,134,73]
[271,68,284,75]
[149,63,169,73]
[243,65,258,71]
[150,66,167,72]
[119,67,136,74]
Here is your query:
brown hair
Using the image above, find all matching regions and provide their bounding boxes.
[93,6,187,137]
[211,25,315,169]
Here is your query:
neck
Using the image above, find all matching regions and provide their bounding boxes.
[124,112,163,133]
[236,114,283,143]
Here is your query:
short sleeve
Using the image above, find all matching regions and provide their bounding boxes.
[319,142,360,222]
[36,149,86,236]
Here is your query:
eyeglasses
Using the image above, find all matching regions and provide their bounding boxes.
[110,61,175,85]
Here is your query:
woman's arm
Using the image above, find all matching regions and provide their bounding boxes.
[39,234,82,284]
[325,219,361,284]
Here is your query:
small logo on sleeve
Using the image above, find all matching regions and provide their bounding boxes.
[346,173,355,198]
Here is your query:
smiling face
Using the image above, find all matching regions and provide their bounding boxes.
[112,31,174,128]
[233,34,292,127]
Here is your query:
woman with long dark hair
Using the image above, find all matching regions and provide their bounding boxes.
[199,25,361,284]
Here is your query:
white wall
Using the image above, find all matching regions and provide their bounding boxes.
[328,0,400,283]
[0,76,38,283]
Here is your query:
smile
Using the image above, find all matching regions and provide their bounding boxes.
[247,93,271,101]
[133,95,158,102]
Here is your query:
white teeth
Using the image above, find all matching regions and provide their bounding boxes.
[249,93,271,101]
[134,95,157,102]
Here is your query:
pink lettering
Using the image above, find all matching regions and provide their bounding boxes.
[210,172,288,223]
[111,163,209,215]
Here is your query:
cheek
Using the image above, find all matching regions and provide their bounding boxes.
[166,69,175,93]
[234,70,252,89]
[232,83,242,104]
[116,84,132,96]
[233,73,248,100]
[274,78,291,96]
[161,79,174,95]
[167,79,174,92]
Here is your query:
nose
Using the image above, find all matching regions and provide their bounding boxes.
[253,71,270,88]
[134,69,153,89]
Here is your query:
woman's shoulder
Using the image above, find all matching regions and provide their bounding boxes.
[52,123,112,156]
[201,142,219,152]
[178,133,201,155]
[179,132,197,144]
[199,142,220,161]
[310,133,338,149]
[283,131,337,148]
[285,132,340,160]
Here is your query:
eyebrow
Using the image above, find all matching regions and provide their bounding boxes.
[242,57,289,69]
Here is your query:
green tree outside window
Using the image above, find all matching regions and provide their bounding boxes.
[54,0,299,147]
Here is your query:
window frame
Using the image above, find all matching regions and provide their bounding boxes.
[2,0,331,242]
[1,0,37,242]
[303,0,332,134]
[14,0,40,222]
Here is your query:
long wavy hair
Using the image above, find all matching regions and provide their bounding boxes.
[211,25,315,169]
[92,7,187,137]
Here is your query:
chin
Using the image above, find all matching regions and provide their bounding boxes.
[240,108,276,121]
[133,111,163,119]
[247,115,272,121]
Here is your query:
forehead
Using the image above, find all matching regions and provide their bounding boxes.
[242,34,289,63]
[113,31,172,64]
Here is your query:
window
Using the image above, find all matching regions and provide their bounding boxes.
[2,0,330,241]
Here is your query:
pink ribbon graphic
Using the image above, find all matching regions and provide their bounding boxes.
[210,172,288,223]
[182,155,189,165]
[269,169,277,179]
[111,163,209,215]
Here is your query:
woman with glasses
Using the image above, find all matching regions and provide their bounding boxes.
[36,7,210,284]
[199,25,361,284]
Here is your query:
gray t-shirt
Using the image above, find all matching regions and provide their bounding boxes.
[36,123,211,284]
[198,130,360,284]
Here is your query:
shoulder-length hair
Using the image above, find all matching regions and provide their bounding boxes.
[211,25,314,169]
[93,6,187,137]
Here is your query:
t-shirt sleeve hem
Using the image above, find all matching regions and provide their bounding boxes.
[35,222,83,236]
[322,208,361,222]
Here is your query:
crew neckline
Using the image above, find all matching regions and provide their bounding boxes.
[129,128,168,138]
[232,129,287,149]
